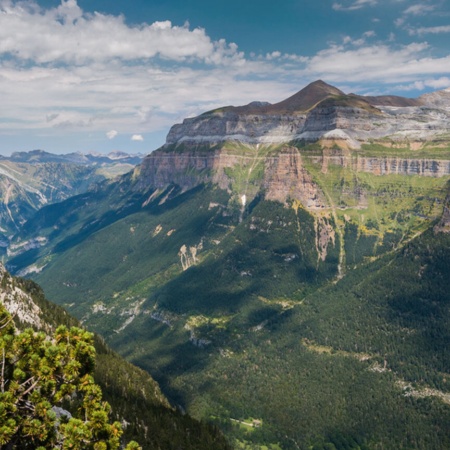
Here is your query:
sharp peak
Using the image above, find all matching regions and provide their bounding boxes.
[294,79,345,96]
[269,80,345,112]
[304,79,340,89]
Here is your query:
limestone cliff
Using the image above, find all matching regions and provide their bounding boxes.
[263,147,326,209]
[134,143,450,213]
[133,80,450,219]
[316,153,450,177]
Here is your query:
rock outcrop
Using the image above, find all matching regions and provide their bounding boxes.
[315,153,450,177]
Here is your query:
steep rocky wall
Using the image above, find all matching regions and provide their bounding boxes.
[134,145,450,213]
[166,111,307,145]
[314,154,450,177]
[165,103,450,149]
[263,147,326,209]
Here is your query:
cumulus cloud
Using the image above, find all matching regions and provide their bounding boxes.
[107,130,118,140]
[0,0,243,65]
[131,134,144,142]
[411,25,450,36]
[403,4,436,16]
[302,41,450,85]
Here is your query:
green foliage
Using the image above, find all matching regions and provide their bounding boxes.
[0,308,140,449]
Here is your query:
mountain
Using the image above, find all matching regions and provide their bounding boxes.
[5,81,450,448]
[5,149,144,165]
[0,263,231,449]
[166,79,450,148]
[0,150,144,252]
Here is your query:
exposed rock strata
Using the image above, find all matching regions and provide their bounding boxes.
[134,81,450,212]
[166,112,308,146]
[0,263,48,331]
[315,154,450,177]
[164,81,450,149]
[135,145,450,215]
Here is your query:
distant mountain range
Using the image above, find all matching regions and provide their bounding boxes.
[0,150,144,250]
[3,81,450,448]
[3,149,144,165]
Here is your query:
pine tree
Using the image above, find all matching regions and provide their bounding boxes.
[0,304,140,449]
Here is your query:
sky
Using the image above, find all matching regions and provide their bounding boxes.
[0,0,449,155]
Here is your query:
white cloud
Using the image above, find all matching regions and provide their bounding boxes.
[107,130,118,139]
[341,31,376,47]
[332,0,377,11]
[303,41,450,85]
[403,4,436,16]
[363,31,376,38]
[0,0,449,153]
[266,51,282,60]
[0,0,243,65]
[131,134,144,142]
[411,25,450,36]
[395,77,450,92]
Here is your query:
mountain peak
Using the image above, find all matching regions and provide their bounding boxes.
[268,79,345,113]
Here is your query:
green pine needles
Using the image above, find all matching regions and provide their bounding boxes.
[0,305,140,450]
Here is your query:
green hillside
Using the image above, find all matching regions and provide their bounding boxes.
[0,268,231,450]
[5,142,450,448]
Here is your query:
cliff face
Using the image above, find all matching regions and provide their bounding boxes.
[135,80,450,215]
[263,147,326,209]
[166,112,308,146]
[317,154,450,177]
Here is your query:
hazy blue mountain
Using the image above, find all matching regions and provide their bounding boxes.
[0,150,144,253]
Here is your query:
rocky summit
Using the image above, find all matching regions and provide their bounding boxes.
[165,80,450,149]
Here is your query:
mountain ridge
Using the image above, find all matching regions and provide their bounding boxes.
[0,149,144,254]
[165,80,450,148]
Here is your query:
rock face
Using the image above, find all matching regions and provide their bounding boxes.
[0,263,49,331]
[166,112,308,146]
[263,147,326,209]
[165,80,450,149]
[316,153,450,177]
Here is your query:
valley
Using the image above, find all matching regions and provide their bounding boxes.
[3,80,450,449]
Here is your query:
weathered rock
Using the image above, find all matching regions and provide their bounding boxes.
[263,147,326,209]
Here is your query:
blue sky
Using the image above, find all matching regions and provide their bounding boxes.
[0,0,449,155]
